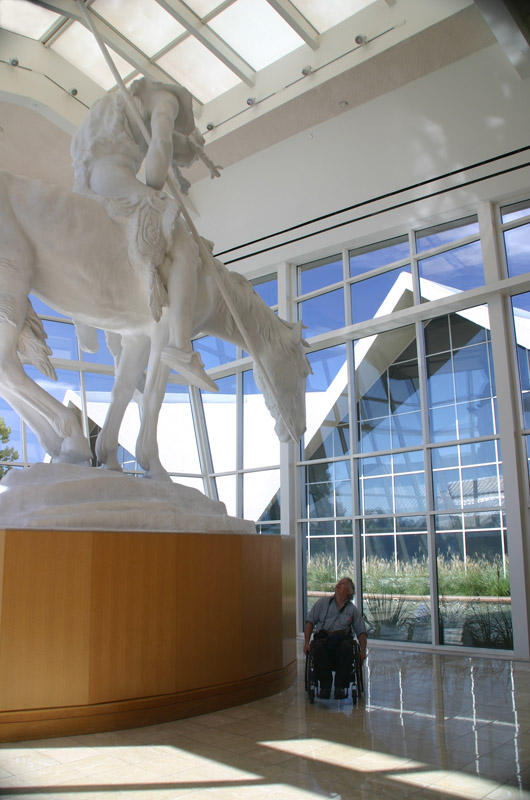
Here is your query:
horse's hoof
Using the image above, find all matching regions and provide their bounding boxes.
[57,435,92,465]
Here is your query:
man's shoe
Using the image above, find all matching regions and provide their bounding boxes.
[319,683,331,699]
[334,687,348,700]
[161,347,218,392]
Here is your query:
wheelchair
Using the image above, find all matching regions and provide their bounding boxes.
[305,633,364,704]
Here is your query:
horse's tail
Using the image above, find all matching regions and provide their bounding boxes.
[17,299,57,381]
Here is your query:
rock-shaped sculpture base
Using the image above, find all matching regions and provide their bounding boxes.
[0,464,255,533]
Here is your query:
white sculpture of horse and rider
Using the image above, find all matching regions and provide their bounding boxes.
[0,170,311,482]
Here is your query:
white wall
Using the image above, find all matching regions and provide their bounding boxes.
[192,43,530,273]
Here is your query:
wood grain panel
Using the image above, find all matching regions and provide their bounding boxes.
[89,532,179,704]
[0,529,92,710]
[281,535,296,667]
[242,536,282,677]
[172,534,244,690]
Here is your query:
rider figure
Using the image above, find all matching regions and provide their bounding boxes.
[71,77,221,391]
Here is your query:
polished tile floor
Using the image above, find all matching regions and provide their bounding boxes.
[1,647,530,799]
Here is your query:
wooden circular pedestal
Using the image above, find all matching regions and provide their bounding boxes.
[0,529,296,742]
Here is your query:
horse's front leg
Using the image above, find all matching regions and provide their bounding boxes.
[96,333,150,471]
[135,324,172,481]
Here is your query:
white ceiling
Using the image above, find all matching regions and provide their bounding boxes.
[0,0,528,190]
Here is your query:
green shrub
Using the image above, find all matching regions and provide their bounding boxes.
[306,553,510,598]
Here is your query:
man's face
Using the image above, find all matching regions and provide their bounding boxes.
[335,578,352,600]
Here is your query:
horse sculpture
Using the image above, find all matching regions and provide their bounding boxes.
[0,170,311,480]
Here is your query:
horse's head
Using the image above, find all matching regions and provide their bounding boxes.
[254,320,312,444]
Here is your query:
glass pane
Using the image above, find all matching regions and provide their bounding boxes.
[355,325,417,453]
[299,256,343,295]
[183,0,222,16]
[504,222,530,278]
[419,240,484,295]
[0,399,21,474]
[298,288,345,338]
[81,329,115,366]
[501,199,530,223]
[202,374,236,472]
[304,345,348,460]
[351,265,413,323]
[29,294,68,319]
[243,369,280,468]
[0,0,60,38]
[158,382,200,474]
[251,275,277,307]
[244,469,280,521]
[437,517,511,649]
[208,0,303,71]
[193,335,237,368]
[290,0,376,34]
[416,216,479,253]
[92,0,185,56]
[216,474,236,517]
[157,37,241,103]
[349,235,409,278]
[51,22,134,90]
[42,320,78,361]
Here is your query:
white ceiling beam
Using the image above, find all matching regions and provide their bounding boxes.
[266,0,319,50]
[30,0,174,84]
[154,0,255,86]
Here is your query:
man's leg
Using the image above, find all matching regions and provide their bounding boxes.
[311,639,333,698]
[334,638,354,698]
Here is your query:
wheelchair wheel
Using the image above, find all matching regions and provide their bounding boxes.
[305,652,317,704]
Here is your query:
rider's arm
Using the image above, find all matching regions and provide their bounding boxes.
[144,95,180,191]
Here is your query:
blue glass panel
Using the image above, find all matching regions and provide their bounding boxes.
[350,236,409,277]
[450,311,488,348]
[336,536,353,562]
[42,320,78,361]
[396,516,427,532]
[306,345,346,392]
[298,288,345,337]
[424,316,450,355]
[501,200,530,222]
[203,374,237,473]
[299,256,343,294]
[436,530,464,559]
[308,520,335,536]
[364,534,395,560]
[81,328,115,366]
[505,223,530,277]
[432,467,461,510]
[359,416,391,453]
[429,404,457,442]
[363,517,393,533]
[416,216,479,253]
[25,428,46,464]
[362,475,393,515]
[308,537,336,558]
[394,472,426,513]
[308,482,334,517]
[431,446,459,470]
[252,275,278,307]
[359,454,392,477]
[389,359,419,412]
[393,450,424,473]
[29,293,67,319]
[427,354,455,406]
[392,410,423,448]
[460,463,500,508]
[419,240,484,294]
[459,440,497,466]
[351,265,413,323]
[335,480,352,516]
[334,460,351,481]
[453,344,492,403]
[457,399,495,439]
[358,374,389,420]
[193,335,237,369]
[435,513,463,531]
[465,530,504,560]
[396,532,428,561]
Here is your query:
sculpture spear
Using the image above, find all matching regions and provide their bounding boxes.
[75,0,299,444]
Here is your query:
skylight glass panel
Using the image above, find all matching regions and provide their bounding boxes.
[157,37,241,104]
[209,0,304,71]
[50,22,134,90]
[0,0,61,39]
[91,0,186,58]
[290,0,377,34]
[182,0,225,17]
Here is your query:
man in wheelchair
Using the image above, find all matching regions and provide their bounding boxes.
[304,577,367,700]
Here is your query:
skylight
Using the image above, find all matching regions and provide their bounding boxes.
[290,0,378,34]
[0,0,60,38]
[50,21,135,91]
[208,0,304,71]
[91,0,186,58]
[157,37,242,104]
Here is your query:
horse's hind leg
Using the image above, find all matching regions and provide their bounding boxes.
[96,334,150,471]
